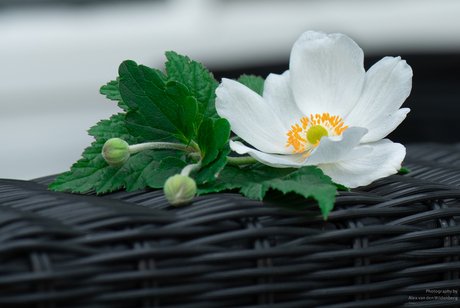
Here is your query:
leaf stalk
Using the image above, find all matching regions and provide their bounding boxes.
[128,142,196,154]
[181,159,202,176]
[226,156,258,166]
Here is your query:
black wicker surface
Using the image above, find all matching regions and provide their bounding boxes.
[1,143,460,307]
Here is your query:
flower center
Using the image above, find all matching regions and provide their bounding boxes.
[286,113,348,157]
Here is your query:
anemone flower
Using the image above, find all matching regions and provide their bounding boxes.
[215,30,412,188]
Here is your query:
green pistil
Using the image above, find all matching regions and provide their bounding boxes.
[306,125,328,144]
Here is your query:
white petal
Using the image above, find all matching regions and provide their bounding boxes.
[290,30,365,117]
[339,145,374,161]
[304,127,369,165]
[344,56,413,142]
[317,140,405,188]
[230,140,306,168]
[262,71,304,131]
[359,108,410,143]
[215,78,291,154]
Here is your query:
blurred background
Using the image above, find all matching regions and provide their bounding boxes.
[1,0,460,180]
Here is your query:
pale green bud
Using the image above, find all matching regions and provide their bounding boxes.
[102,138,130,167]
[164,174,197,206]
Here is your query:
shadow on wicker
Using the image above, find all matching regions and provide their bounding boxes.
[1,143,460,308]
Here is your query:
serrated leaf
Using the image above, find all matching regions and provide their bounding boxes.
[100,77,130,111]
[165,51,220,128]
[267,168,337,218]
[194,144,231,185]
[237,74,265,96]
[196,118,231,167]
[49,113,184,194]
[87,113,135,141]
[119,60,197,144]
[146,157,188,188]
[197,163,337,219]
[100,79,121,101]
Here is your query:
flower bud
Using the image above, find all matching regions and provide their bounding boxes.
[102,138,130,167]
[164,174,197,206]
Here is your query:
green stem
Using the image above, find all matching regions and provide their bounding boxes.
[181,159,202,176]
[128,142,196,155]
[189,140,200,152]
[226,156,258,166]
[189,152,202,161]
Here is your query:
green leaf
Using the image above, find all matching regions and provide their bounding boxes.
[333,182,349,191]
[237,74,265,96]
[197,163,337,219]
[86,113,134,141]
[119,60,197,144]
[49,113,183,193]
[194,144,231,185]
[191,117,231,184]
[147,143,231,188]
[165,51,220,129]
[398,167,410,174]
[196,118,231,167]
[146,157,188,188]
[100,77,130,111]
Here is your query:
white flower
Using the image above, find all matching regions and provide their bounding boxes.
[215,30,412,188]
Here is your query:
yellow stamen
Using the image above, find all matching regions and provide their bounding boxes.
[286,113,348,157]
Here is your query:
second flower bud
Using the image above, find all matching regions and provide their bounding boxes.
[164,174,197,206]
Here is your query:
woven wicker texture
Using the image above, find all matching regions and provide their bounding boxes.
[1,143,460,307]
